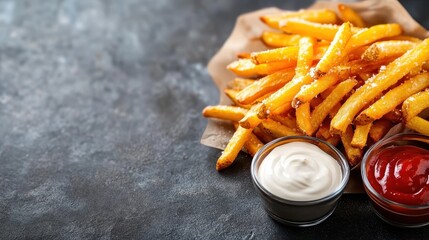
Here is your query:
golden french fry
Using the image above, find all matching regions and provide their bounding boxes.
[236,68,295,105]
[224,89,251,109]
[296,102,312,135]
[279,19,361,41]
[334,58,393,78]
[259,118,302,138]
[312,22,352,78]
[315,120,333,140]
[261,31,302,47]
[252,46,298,64]
[369,119,393,142]
[227,78,255,91]
[338,4,366,27]
[293,72,340,107]
[269,113,297,129]
[356,73,429,124]
[251,44,327,64]
[216,125,253,171]
[351,123,372,149]
[405,116,429,136]
[202,105,248,122]
[341,125,363,167]
[260,9,338,29]
[329,103,342,119]
[259,37,316,117]
[253,126,275,143]
[227,58,296,78]
[361,40,416,62]
[331,38,429,134]
[347,24,402,49]
[382,35,422,43]
[311,79,358,133]
[233,123,264,156]
[402,89,429,122]
[239,103,264,129]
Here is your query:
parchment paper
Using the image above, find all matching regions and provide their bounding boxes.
[201,0,429,193]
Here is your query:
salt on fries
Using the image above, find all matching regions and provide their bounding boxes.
[202,6,429,170]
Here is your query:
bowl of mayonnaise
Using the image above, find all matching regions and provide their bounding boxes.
[251,136,350,227]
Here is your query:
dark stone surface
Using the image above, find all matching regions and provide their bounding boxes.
[0,0,428,239]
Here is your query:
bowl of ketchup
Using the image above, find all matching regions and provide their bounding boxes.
[361,133,429,227]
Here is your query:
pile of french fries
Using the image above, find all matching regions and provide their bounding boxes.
[203,5,429,171]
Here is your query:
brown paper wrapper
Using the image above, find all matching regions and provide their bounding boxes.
[201,0,429,193]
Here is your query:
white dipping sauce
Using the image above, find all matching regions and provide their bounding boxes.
[258,142,342,201]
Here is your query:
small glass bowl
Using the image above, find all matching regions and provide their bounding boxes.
[361,133,429,228]
[251,136,350,227]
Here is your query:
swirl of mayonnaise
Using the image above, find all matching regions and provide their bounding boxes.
[258,142,342,201]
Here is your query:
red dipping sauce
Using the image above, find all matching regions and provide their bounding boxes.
[366,145,429,206]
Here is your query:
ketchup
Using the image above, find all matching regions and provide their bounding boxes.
[367,145,429,205]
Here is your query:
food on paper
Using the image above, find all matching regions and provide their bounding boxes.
[202,5,429,171]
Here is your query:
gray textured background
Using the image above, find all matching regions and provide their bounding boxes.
[1,0,429,239]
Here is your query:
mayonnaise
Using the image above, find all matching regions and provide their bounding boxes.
[258,142,342,201]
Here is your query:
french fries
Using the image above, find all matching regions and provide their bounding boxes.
[331,38,429,134]
[202,6,429,171]
[338,4,366,27]
[355,73,429,124]
[312,22,352,78]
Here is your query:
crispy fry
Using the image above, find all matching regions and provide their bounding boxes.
[296,102,312,135]
[338,4,366,27]
[269,113,297,129]
[361,40,416,62]
[312,22,352,78]
[253,126,275,143]
[202,105,248,121]
[251,45,327,64]
[351,123,372,149]
[347,24,402,49]
[216,125,253,171]
[279,18,361,41]
[402,89,429,122]
[311,79,358,133]
[369,119,393,142]
[260,9,338,29]
[227,78,255,91]
[382,35,422,43]
[227,58,296,78]
[405,116,429,136]
[356,73,429,124]
[331,38,429,134]
[341,125,363,167]
[233,123,264,156]
[236,68,295,105]
[261,31,302,47]
[252,46,299,64]
[259,118,302,138]
[293,72,340,107]
[239,104,264,129]
[224,89,251,109]
[316,121,332,140]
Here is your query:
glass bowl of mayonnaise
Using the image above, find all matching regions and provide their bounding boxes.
[251,136,350,227]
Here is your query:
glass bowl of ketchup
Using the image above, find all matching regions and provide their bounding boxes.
[361,133,429,227]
